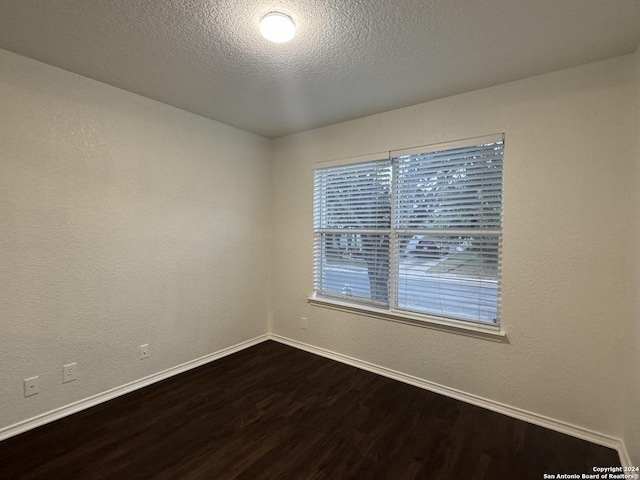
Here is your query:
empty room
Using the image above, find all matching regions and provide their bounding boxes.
[1,1,639,478]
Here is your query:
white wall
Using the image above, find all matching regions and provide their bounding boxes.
[625,44,640,465]
[270,55,636,442]
[0,49,271,430]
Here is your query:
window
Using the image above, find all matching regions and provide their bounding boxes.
[312,134,504,328]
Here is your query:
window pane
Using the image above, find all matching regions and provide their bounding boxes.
[314,160,391,230]
[395,233,500,323]
[395,143,503,230]
[314,232,390,305]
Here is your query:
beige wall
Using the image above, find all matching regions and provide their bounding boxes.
[625,44,640,465]
[270,55,636,441]
[0,49,271,429]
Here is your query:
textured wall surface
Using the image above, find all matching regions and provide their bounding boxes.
[0,49,271,429]
[625,44,640,465]
[270,55,636,440]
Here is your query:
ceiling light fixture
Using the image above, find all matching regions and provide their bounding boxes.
[260,12,296,43]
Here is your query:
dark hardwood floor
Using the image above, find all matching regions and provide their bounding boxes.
[0,341,619,479]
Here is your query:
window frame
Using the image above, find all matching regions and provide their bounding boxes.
[310,134,505,338]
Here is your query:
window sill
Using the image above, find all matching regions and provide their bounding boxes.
[307,296,506,342]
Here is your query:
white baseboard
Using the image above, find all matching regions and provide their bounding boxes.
[268,334,630,467]
[0,334,270,442]
[619,442,633,468]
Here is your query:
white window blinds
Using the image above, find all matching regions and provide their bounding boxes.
[313,160,392,306]
[393,140,503,323]
[313,135,503,326]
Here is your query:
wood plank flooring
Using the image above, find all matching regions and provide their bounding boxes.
[0,340,620,479]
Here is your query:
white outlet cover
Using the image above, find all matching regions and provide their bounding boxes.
[63,362,77,383]
[139,344,149,359]
[24,376,39,397]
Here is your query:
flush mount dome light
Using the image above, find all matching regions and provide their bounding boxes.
[260,12,295,43]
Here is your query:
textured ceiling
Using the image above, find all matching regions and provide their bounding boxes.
[0,0,639,138]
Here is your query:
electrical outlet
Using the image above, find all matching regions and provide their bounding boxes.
[139,344,149,360]
[300,317,308,330]
[24,376,39,397]
[63,363,77,383]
